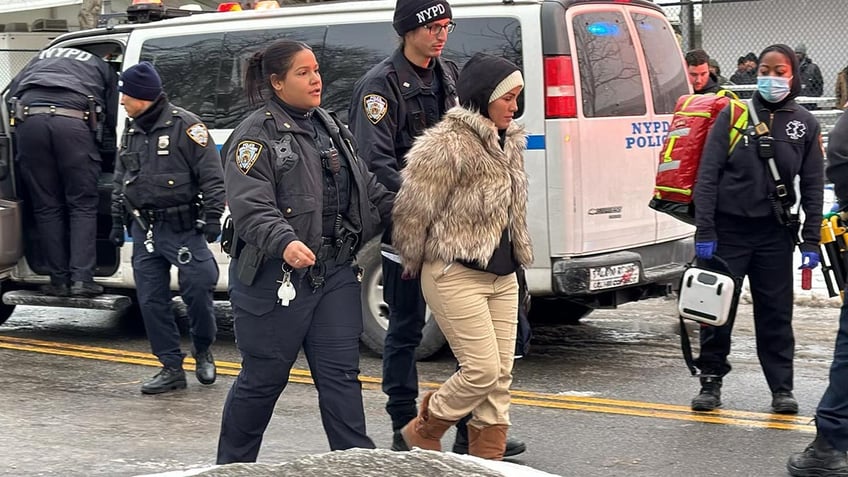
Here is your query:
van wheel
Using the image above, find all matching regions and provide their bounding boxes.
[0,282,16,325]
[359,238,446,360]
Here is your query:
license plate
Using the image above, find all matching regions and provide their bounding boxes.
[589,262,640,291]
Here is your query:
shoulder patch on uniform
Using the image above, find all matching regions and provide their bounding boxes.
[363,94,388,125]
[236,140,263,175]
[186,123,209,147]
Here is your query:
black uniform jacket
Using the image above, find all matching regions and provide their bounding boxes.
[347,48,459,193]
[112,102,225,221]
[9,47,118,143]
[826,112,848,207]
[694,94,824,252]
[222,100,394,261]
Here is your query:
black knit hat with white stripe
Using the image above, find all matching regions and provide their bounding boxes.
[457,53,523,118]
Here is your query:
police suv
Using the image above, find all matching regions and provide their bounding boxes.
[0,0,694,358]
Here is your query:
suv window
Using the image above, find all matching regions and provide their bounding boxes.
[140,33,225,125]
[139,16,524,127]
[141,28,327,129]
[631,13,689,114]
[324,17,523,122]
[320,23,397,121]
[573,11,646,117]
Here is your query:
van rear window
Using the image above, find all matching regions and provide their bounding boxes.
[573,11,646,118]
[631,13,689,114]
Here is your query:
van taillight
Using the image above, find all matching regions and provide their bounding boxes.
[544,55,577,118]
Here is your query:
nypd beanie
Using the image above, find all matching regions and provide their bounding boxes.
[119,61,162,101]
[393,0,452,36]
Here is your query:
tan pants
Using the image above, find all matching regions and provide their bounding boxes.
[420,260,518,428]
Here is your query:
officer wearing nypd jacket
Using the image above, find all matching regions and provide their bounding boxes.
[8,46,118,298]
[110,62,225,395]
[692,44,823,415]
[348,0,526,457]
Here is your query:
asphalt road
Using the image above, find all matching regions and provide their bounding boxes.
[0,296,841,476]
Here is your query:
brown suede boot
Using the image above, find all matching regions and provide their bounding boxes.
[468,424,508,460]
[400,391,456,451]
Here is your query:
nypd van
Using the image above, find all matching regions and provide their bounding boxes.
[0,0,693,358]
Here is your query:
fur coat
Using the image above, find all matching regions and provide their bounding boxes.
[392,106,533,275]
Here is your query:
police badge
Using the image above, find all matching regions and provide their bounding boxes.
[236,140,263,174]
[157,135,170,155]
[186,123,209,147]
[363,94,388,125]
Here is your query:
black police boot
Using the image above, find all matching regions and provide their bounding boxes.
[141,367,187,394]
[71,281,104,297]
[772,391,799,414]
[453,429,528,457]
[691,376,722,411]
[787,432,848,477]
[192,348,216,385]
[40,283,70,297]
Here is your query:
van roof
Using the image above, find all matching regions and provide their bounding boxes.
[50,0,663,45]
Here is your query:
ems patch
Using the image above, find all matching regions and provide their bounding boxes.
[186,123,209,147]
[363,94,388,125]
[785,120,807,140]
[236,140,263,175]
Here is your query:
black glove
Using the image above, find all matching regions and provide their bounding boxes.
[201,220,221,244]
[109,225,125,247]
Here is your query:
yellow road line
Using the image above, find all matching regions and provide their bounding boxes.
[0,335,815,432]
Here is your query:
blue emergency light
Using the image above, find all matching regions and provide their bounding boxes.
[586,22,620,36]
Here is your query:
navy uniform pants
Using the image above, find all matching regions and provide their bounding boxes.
[816,299,848,451]
[381,256,427,430]
[131,222,218,369]
[217,258,375,464]
[695,213,795,392]
[16,114,99,284]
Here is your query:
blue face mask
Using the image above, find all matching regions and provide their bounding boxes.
[757,75,793,103]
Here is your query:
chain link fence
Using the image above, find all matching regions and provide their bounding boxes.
[0,49,39,88]
[661,0,846,146]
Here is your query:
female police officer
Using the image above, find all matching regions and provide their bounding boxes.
[216,39,394,464]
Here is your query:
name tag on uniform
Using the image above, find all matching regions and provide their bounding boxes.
[157,135,170,155]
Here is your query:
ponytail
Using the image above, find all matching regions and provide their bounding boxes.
[245,51,265,107]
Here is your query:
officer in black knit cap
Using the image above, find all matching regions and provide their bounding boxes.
[348,0,527,457]
[112,61,225,394]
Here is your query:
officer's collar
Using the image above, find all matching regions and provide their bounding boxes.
[392,48,435,96]
[127,94,171,134]
[265,97,312,135]
[392,48,456,100]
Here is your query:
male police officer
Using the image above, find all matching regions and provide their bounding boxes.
[787,104,848,477]
[348,0,526,456]
[110,62,225,394]
[8,47,118,297]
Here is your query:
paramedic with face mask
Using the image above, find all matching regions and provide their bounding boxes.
[690,44,823,414]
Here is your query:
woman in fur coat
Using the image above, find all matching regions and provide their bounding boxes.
[391,52,533,460]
